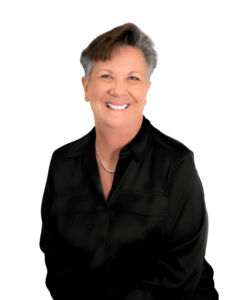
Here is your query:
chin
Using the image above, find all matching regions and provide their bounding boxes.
[103,117,129,128]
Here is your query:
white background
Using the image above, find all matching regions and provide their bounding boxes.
[1,1,239,299]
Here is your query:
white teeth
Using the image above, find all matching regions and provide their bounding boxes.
[106,103,128,109]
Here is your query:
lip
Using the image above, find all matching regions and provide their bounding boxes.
[104,102,129,105]
[103,102,131,111]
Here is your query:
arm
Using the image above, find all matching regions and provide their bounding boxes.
[39,153,70,299]
[40,153,54,260]
[39,153,61,270]
[124,151,214,300]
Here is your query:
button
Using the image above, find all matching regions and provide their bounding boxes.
[99,236,105,243]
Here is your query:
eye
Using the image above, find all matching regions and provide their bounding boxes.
[101,75,139,80]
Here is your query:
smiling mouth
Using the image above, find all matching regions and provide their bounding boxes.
[106,102,129,110]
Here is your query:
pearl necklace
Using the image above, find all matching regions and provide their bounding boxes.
[95,139,116,173]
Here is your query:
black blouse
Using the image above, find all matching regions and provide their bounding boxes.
[39,115,219,300]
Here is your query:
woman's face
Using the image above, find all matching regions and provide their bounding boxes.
[82,46,151,129]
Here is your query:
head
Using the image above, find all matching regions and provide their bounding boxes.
[80,23,158,130]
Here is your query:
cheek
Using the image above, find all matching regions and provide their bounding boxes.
[132,92,146,103]
[91,85,108,99]
[131,85,146,98]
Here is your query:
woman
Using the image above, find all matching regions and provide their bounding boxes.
[39,23,219,300]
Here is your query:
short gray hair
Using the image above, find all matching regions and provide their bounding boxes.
[80,22,158,83]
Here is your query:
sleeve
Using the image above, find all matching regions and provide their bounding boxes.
[39,153,60,269]
[39,153,54,256]
[123,151,213,300]
[39,153,70,299]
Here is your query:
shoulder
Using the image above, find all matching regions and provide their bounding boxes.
[150,124,197,191]
[52,138,80,158]
[150,124,194,167]
[152,124,193,155]
[51,128,92,161]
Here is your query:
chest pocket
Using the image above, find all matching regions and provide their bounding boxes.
[50,192,96,252]
[109,191,168,258]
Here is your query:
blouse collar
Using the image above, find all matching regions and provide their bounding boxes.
[66,114,157,163]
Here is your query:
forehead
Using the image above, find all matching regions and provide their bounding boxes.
[93,46,147,71]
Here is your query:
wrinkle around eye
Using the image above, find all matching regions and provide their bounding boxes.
[101,75,139,80]
[101,75,111,78]
[129,76,139,80]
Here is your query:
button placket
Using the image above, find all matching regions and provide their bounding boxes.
[97,206,107,212]
[99,236,105,243]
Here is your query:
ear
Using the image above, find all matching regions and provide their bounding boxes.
[145,81,152,98]
[82,76,89,101]
[147,81,152,93]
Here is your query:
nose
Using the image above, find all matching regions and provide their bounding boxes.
[109,79,128,98]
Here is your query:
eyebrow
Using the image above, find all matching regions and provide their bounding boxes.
[97,69,143,76]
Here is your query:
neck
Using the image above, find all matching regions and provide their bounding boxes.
[94,115,143,162]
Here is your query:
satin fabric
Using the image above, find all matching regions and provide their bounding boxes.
[39,115,219,300]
